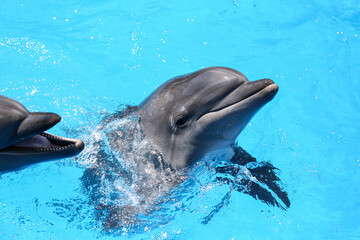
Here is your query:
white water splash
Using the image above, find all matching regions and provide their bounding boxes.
[77,109,186,229]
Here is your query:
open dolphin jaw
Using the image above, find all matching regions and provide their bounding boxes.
[0,96,85,172]
[2,132,78,152]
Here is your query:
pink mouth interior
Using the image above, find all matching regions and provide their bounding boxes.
[13,135,61,149]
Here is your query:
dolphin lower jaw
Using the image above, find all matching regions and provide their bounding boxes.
[0,132,84,157]
[0,131,84,172]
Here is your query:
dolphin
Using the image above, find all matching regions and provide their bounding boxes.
[79,67,283,229]
[139,67,278,170]
[0,95,84,173]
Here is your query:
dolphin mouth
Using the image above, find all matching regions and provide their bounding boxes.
[8,132,83,152]
[197,79,278,121]
[0,96,85,170]
[0,132,84,156]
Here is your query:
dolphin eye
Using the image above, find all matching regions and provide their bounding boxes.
[174,115,189,128]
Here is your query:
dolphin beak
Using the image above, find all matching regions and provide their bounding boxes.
[17,112,61,141]
[198,78,278,120]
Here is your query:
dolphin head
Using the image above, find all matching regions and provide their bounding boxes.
[0,95,84,172]
[139,67,278,169]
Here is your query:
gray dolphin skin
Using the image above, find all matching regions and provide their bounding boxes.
[139,67,278,170]
[0,95,84,172]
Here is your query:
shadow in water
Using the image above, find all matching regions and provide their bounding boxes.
[202,145,290,224]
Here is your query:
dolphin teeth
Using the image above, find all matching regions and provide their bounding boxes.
[13,133,77,152]
[31,144,74,152]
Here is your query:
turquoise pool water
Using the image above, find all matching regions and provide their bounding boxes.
[1,0,360,239]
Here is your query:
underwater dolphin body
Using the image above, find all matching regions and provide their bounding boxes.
[0,95,84,172]
[139,67,278,169]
